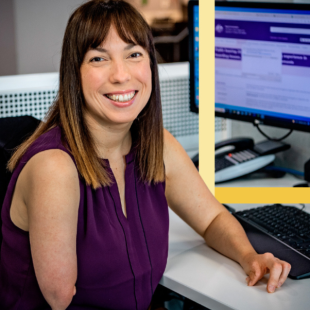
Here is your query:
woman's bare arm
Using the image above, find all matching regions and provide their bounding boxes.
[19,149,80,309]
[163,129,291,293]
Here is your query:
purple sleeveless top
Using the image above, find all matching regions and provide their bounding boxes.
[0,126,169,310]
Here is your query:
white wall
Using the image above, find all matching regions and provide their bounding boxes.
[0,0,17,75]
[13,0,85,75]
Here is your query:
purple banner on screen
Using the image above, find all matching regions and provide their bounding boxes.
[282,53,310,67]
[215,19,310,45]
[215,47,242,60]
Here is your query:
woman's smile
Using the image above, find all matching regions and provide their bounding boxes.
[104,90,138,107]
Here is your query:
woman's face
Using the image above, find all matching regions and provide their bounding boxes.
[80,26,152,128]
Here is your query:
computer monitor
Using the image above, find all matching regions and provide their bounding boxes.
[189,0,199,114]
[214,1,310,133]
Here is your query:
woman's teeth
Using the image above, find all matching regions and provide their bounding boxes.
[106,91,135,102]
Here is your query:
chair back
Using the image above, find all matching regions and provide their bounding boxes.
[0,116,40,249]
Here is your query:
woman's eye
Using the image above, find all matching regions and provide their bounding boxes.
[90,57,104,62]
[130,52,142,58]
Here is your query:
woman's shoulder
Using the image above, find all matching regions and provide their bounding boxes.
[17,148,79,217]
[23,148,78,185]
[163,129,192,178]
[19,125,78,187]
[163,128,186,157]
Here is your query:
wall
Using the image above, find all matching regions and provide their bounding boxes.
[13,0,84,75]
[0,0,17,76]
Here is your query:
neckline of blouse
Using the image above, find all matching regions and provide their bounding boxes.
[101,145,135,166]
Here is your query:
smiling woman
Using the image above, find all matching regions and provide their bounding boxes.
[0,1,292,309]
[1,1,166,309]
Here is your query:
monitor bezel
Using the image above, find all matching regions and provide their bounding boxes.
[215,1,310,133]
[189,0,199,114]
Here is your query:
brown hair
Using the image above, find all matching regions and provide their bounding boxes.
[8,0,164,188]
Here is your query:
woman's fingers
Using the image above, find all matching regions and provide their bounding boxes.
[267,262,282,292]
[277,261,291,288]
[244,253,291,293]
[246,264,262,286]
[242,254,264,286]
[264,254,291,293]
[243,252,291,293]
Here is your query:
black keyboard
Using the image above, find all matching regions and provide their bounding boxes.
[234,204,310,279]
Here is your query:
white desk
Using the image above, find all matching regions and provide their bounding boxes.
[216,172,304,188]
[161,204,310,310]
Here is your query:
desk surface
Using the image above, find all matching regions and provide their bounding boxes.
[216,173,303,188]
[161,203,310,310]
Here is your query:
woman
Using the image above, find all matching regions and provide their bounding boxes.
[0,1,291,309]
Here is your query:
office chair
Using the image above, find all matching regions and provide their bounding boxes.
[0,116,40,250]
[151,285,210,310]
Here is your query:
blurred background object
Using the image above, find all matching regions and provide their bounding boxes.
[0,0,191,77]
[126,0,190,63]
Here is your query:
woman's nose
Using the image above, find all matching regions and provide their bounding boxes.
[109,61,131,84]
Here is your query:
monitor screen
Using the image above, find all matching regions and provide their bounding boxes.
[189,0,199,113]
[215,1,310,133]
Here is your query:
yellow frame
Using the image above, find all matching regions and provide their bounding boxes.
[199,1,310,204]
[200,0,215,195]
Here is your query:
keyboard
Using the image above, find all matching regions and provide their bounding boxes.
[234,204,310,279]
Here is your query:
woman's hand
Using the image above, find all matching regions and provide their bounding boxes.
[240,252,291,293]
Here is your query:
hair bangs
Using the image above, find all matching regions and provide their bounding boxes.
[112,10,151,54]
[77,1,152,58]
[76,7,112,61]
